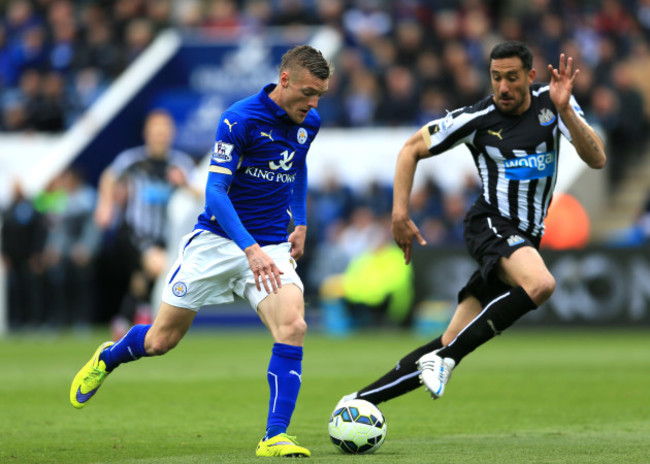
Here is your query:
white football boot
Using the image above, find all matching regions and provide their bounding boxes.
[335,391,359,410]
[417,350,456,399]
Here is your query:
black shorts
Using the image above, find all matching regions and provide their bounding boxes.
[459,198,541,306]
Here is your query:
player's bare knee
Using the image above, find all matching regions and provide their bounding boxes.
[277,317,307,344]
[288,317,308,338]
[527,274,555,305]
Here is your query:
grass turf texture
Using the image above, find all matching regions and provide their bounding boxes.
[1,328,648,463]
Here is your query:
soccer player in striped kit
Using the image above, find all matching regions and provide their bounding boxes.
[71,45,333,458]
[340,41,606,406]
[94,109,196,339]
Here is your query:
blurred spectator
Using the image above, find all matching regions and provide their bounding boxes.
[241,0,272,32]
[315,0,344,32]
[462,7,494,68]
[47,0,78,74]
[0,24,11,87]
[590,84,621,180]
[201,0,242,36]
[497,14,524,42]
[13,24,49,77]
[30,70,66,132]
[416,86,448,126]
[112,0,146,47]
[338,206,385,261]
[374,65,418,126]
[611,62,646,158]
[145,0,173,34]
[415,50,445,91]
[308,173,355,241]
[2,100,28,130]
[3,1,45,85]
[342,68,378,127]
[626,40,650,126]
[1,181,48,329]
[270,0,318,27]
[172,0,204,29]
[593,36,617,85]
[68,67,107,124]
[537,12,564,63]
[358,179,392,217]
[409,178,444,226]
[41,168,100,329]
[123,18,155,65]
[590,59,646,187]
[432,8,462,44]
[440,190,466,246]
[594,0,634,40]
[393,18,424,67]
[317,216,414,331]
[76,20,123,79]
[342,0,392,47]
[93,109,196,339]
[341,235,414,329]
[4,0,42,43]
[4,68,41,131]
[306,218,350,300]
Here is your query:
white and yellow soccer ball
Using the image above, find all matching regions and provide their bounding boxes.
[328,399,387,454]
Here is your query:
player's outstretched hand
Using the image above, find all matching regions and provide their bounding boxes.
[244,244,284,294]
[548,53,579,112]
[391,215,427,265]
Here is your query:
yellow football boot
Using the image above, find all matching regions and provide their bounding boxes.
[256,433,311,457]
[70,341,114,409]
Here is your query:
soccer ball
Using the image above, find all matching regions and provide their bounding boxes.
[328,399,387,454]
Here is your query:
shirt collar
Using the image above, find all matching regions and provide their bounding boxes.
[260,83,293,123]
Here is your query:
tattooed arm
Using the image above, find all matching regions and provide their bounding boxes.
[549,54,607,169]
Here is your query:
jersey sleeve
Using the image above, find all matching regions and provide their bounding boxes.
[290,161,307,227]
[558,95,587,142]
[109,148,142,178]
[205,111,256,250]
[210,111,247,172]
[420,108,478,155]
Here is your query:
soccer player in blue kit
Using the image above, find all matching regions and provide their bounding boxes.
[70,45,333,458]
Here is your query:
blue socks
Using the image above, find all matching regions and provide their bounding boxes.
[98,331,303,440]
[99,324,151,371]
[265,343,303,440]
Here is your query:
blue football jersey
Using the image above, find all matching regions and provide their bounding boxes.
[195,83,320,246]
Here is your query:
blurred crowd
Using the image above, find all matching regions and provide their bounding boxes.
[3,0,650,330]
[2,0,650,180]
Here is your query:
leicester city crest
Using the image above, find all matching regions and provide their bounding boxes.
[297,128,308,144]
[172,282,187,297]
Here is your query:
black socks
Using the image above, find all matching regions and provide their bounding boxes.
[356,336,443,405]
[437,286,537,364]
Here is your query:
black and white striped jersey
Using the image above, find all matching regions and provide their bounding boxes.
[110,146,196,251]
[421,83,585,238]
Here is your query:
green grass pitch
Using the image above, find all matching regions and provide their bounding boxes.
[1,328,648,463]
